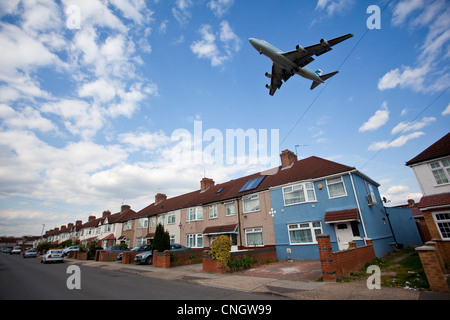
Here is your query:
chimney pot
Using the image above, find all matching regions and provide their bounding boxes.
[88,216,96,222]
[280,149,297,168]
[102,210,111,218]
[201,177,215,191]
[155,193,167,204]
[121,205,131,213]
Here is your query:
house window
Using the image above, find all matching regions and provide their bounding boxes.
[150,216,156,227]
[209,204,217,219]
[186,233,203,248]
[136,237,146,246]
[243,194,260,213]
[187,206,203,221]
[283,182,316,205]
[170,235,175,244]
[327,176,347,198]
[167,212,176,224]
[288,221,322,245]
[158,214,165,225]
[430,159,450,185]
[245,228,263,247]
[225,202,235,216]
[434,213,450,239]
[138,218,148,228]
[123,220,132,231]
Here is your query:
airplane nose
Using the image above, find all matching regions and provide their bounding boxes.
[249,38,258,50]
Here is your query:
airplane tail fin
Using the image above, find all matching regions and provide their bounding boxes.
[310,71,339,90]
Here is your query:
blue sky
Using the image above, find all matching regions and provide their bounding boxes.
[0,0,449,237]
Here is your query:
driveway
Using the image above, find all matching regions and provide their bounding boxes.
[240,260,323,281]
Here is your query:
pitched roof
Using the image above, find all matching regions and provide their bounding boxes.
[136,156,357,219]
[418,192,450,210]
[406,132,450,166]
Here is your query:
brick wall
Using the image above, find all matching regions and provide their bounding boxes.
[153,250,170,268]
[317,234,376,281]
[171,249,203,267]
[96,251,120,261]
[416,245,450,293]
[202,247,278,273]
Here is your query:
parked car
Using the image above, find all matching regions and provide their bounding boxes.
[104,245,128,253]
[171,244,190,252]
[134,251,153,265]
[63,246,79,256]
[23,249,38,258]
[3,248,12,253]
[10,246,22,254]
[117,244,152,260]
[41,249,64,263]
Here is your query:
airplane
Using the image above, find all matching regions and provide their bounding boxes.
[249,33,354,96]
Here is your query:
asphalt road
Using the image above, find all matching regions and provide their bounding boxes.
[0,252,287,301]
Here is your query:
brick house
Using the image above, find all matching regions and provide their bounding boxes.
[406,132,450,259]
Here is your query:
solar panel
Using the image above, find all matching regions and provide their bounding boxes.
[239,176,265,192]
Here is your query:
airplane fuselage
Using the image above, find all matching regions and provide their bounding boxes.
[249,38,324,83]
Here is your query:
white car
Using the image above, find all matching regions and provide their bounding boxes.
[41,249,64,264]
[10,246,22,254]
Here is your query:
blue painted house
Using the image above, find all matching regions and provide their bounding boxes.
[270,150,418,260]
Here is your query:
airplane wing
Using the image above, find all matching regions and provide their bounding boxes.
[282,33,354,67]
[267,64,295,96]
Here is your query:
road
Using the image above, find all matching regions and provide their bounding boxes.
[0,253,287,301]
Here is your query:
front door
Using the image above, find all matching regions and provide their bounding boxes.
[335,222,353,250]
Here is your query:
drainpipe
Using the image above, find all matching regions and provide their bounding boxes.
[236,197,242,250]
[349,172,368,245]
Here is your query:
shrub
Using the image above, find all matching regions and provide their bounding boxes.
[153,223,170,252]
[209,235,232,269]
[228,255,257,271]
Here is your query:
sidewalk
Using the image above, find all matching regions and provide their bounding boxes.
[65,259,450,300]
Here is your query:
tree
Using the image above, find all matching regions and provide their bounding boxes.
[153,223,170,252]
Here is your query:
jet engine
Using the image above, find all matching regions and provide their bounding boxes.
[296,45,307,54]
[265,72,272,78]
[320,38,329,48]
[265,84,272,90]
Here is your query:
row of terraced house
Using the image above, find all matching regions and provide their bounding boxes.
[42,148,424,260]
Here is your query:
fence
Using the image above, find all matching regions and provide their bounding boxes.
[317,234,375,281]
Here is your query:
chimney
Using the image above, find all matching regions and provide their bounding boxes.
[121,205,131,213]
[280,149,297,168]
[201,177,215,191]
[155,193,167,204]
[407,199,415,207]
[60,225,66,230]
[102,210,111,218]
[75,220,82,225]
[88,215,96,222]
[68,223,74,229]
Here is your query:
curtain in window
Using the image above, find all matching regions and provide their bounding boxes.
[246,232,263,246]
[289,229,313,244]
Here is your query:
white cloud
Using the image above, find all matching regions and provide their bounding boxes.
[358,102,390,132]
[368,131,424,151]
[442,102,450,116]
[315,0,355,16]
[190,21,241,67]
[0,104,56,133]
[379,0,450,93]
[380,184,422,206]
[172,0,193,25]
[391,117,436,135]
[208,0,234,17]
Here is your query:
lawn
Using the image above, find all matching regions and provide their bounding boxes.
[338,247,430,290]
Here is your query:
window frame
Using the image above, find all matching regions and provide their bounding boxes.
[326,176,347,199]
[187,206,203,221]
[282,182,316,206]
[245,227,264,247]
[433,212,450,240]
[209,204,218,219]
[430,158,450,185]
[242,194,260,213]
[287,221,323,245]
[186,233,203,248]
[225,201,235,216]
